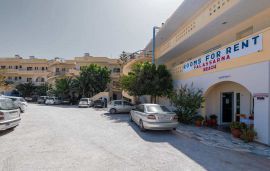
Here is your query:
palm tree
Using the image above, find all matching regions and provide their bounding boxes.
[54,76,74,99]
[15,82,35,97]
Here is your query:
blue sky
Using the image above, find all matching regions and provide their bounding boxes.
[0,0,183,59]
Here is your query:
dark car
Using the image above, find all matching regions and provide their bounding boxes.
[62,99,71,105]
[93,100,104,108]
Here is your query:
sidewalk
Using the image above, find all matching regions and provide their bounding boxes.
[176,124,270,158]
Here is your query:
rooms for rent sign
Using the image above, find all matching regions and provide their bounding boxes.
[183,34,263,72]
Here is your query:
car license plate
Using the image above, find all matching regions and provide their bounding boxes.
[158,115,171,120]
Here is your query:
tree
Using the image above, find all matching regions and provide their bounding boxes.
[75,64,111,97]
[54,76,74,99]
[117,51,129,70]
[0,69,12,92]
[170,84,204,124]
[35,83,49,96]
[15,82,35,97]
[120,62,173,103]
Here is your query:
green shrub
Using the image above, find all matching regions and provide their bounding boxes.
[170,84,204,124]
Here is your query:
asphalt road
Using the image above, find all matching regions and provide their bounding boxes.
[0,104,269,171]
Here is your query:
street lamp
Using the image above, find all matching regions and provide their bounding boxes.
[152,26,160,64]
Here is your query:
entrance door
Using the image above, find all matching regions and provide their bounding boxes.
[222,92,234,123]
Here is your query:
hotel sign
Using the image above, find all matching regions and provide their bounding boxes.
[183,34,263,72]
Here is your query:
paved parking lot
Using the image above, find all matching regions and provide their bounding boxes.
[0,104,269,171]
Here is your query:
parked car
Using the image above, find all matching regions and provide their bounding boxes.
[130,104,179,131]
[61,99,72,105]
[108,100,135,114]
[45,97,61,105]
[3,96,28,113]
[24,97,33,102]
[37,96,49,104]
[78,98,93,108]
[0,97,21,131]
[93,99,104,108]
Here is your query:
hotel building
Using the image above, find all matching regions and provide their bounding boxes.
[0,53,122,100]
[144,0,270,145]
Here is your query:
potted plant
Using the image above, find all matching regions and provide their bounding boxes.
[209,114,217,127]
[240,128,257,143]
[193,115,204,127]
[230,122,242,138]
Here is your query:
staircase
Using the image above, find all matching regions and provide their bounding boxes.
[90,92,109,101]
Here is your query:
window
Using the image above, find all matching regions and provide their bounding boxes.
[7,77,12,80]
[56,68,60,72]
[27,78,32,82]
[15,66,18,69]
[35,67,38,70]
[8,66,12,69]
[124,101,132,106]
[236,93,241,114]
[114,101,122,106]
[45,67,48,70]
[136,105,144,112]
[42,67,45,70]
[113,68,120,73]
[41,78,45,82]
[27,67,32,71]
[14,77,18,81]
[19,65,22,69]
[62,68,66,72]
[1,66,6,69]
[19,76,22,80]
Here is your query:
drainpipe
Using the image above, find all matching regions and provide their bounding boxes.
[152,26,160,64]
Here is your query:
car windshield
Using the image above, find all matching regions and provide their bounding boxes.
[0,99,17,110]
[47,98,54,100]
[146,105,171,113]
[80,99,88,102]
[20,98,26,102]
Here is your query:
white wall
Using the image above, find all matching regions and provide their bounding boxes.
[174,61,270,145]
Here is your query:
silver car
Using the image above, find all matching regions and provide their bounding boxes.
[45,97,61,105]
[130,104,179,131]
[78,98,92,108]
[108,100,135,114]
[0,97,21,131]
[3,96,28,113]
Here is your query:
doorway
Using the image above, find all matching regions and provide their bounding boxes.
[221,92,234,123]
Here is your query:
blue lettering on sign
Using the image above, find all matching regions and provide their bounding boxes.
[182,34,262,72]
[242,40,249,49]
[234,43,240,52]
[252,35,259,45]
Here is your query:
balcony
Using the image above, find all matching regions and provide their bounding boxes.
[5,69,49,75]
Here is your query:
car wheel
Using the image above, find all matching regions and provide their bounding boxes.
[19,107,24,113]
[110,108,117,114]
[139,120,146,132]
[129,113,133,122]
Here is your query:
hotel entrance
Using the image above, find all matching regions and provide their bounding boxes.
[204,81,252,125]
[221,92,234,124]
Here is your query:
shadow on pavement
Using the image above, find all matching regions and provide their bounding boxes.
[0,127,15,137]
[102,112,270,171]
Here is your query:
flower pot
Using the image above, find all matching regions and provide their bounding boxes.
[207,120,212,127]
[195,120,202,127]
[211,119,217,126]
[231,128,241,138]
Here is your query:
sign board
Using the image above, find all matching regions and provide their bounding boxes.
[183,34,263,72]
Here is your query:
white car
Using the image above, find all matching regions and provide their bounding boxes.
[3,96,28,113]
[108,100,135,114]
[45,97,61,105]
[0,97,21,131]
[130,104,179,131]
[78,98,93,108]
